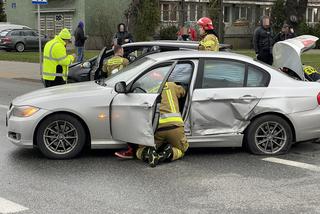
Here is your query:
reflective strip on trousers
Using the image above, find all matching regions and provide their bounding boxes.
[160,113,181,119]
[159,116,183,124]
[42,72,67,77]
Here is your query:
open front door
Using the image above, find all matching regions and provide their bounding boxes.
[111,61,177,147]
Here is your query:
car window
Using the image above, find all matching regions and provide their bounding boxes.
[202,60,245,88]
[131,64,173,93]
[0,30,9,37]
[104,57,156,87]
[24,31,34,36]
[10,31,22,36]
[168,63,193,85]
[247,66,269,87]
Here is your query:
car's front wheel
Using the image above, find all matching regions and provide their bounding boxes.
[244,115,293,155]
[36,113,86,159]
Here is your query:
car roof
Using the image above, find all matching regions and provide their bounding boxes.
[146,50,254,63]
[122,40,199,49]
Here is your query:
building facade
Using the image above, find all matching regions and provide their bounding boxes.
[5,0,131,49]
[159,0,320,48]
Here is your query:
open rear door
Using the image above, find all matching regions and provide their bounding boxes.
[273,35,319,80]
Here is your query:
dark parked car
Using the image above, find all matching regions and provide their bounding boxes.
[68,41,232,83]
[0,29,49,52]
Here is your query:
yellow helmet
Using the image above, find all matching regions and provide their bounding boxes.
[58,28,72,40]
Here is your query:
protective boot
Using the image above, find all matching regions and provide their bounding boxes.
[140,147,151,163]
[158,144,173,162]
[148,147,160,168]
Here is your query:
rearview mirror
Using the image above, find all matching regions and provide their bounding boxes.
[115,81,127,93]
[82,62,91,69]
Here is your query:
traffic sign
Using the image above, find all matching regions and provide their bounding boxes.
[32,0,48,5]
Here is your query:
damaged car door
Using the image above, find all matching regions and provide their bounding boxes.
[191,59,269,136]
[110,62,177,147]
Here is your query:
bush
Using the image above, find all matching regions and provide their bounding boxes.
[159,26,179,40]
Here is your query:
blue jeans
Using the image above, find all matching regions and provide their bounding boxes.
[76,46,84,62]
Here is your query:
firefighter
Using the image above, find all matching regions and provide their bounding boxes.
[197,17,219,51]
[42,28,75,87]
[103,45,129,77]
[136,81,189,167]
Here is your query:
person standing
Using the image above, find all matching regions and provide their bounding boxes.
[274,23,296,43]
[74,21,87,62]
[136,81,189,167]
[197,17,219,51]
[42,28,75,87]
[253,16,274,65]
[113,23,133,46]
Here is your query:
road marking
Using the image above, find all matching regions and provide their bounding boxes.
[0,104,8,110]
[0,197,29,213]
[262,157,320,172]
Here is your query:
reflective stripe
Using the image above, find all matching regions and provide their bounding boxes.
[160,113,181,119]
[44,42,68,62]
[159,116,183,124]
[42,72,67,77]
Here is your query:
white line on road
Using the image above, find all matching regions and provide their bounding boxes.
[262,157,320,172]
[0,104,8,110]
[0,197,29,214]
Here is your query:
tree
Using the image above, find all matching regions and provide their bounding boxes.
[271,0,286,33]
[128,0,160,41]
[285,0,308,28]
[208,0,224,41]
[0,0,6,22]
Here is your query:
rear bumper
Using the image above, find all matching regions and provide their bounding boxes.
[288,107,320,142]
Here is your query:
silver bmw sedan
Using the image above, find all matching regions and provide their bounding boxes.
[6,51,320,159]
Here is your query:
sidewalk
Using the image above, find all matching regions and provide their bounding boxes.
[0,61,41,82]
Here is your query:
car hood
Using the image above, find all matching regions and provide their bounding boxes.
[12,81,113,107]
[273,35,319,80]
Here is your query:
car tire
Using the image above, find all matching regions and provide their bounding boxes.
[36,113,86,159]
[244,115,293,155]
[15,42,25,52]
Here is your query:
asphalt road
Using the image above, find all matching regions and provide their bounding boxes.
[1,78,320,214]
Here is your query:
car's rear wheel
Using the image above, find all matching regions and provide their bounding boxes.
[36,114,86,159]
[244,115,293,155]
[15,42,25,52]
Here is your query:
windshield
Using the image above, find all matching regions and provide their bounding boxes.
[0,30,9,37]
[105,57,156,86]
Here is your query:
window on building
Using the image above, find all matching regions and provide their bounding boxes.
[307,7,319,23]
[224,6,230,23]
[259,6,271,17]
[161,3,178,22]
[197,5,204,20]
[189,4,197,21]
[234,6,252,21]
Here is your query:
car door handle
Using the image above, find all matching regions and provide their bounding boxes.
[141,102,152,109]
[239,95,257,100]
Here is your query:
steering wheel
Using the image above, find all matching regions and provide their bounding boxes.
[133,87,147,93]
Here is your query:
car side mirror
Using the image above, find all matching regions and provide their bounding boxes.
[115,81,127,93]
[82,62,91,69]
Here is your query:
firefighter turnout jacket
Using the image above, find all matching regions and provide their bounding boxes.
[42,36,75,81]
[199,34,219,51]
[104,56,129,77]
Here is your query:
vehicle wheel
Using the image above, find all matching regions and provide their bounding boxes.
[36,113,86,159]
[15,42,25,52]
[244,115,293,155]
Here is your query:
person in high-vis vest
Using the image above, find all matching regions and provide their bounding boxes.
[103,45,129,77]
[197,17,219,52]
[303,65,320,81]
[136,82,189,167]
[42,28,75,87]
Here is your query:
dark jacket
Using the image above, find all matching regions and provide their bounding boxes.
[273,32,296,43]
[113,23,133,46]
[253,25,274,54]
[74,26,87,47]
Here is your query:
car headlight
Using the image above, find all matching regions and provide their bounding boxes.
[12,106,39,117]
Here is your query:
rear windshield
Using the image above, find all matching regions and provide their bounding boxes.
[0,30,9,37]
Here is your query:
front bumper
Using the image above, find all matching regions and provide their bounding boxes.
[6,108,50,148]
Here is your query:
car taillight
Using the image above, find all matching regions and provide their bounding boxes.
[318,92,320,105]
[3,37,12,44]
